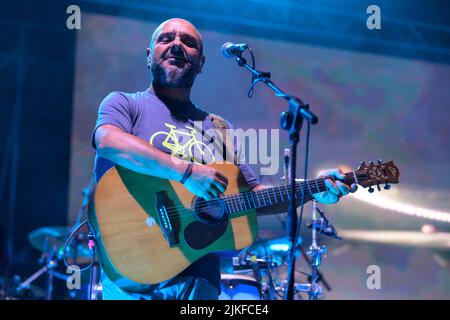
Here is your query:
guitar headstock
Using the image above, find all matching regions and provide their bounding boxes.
[355,160,400,193]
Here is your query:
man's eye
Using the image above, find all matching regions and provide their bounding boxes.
[183,38,196,47]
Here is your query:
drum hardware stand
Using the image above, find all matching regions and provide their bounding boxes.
[296,200,339,299]
[232,251,276,300]
[306,205,342,240]
[277,280,322,299]
[16,240,68,300]
[250,256,267,300]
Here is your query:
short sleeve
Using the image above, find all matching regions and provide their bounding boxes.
[91,91,134,149]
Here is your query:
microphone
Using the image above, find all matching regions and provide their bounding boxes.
[221,42,248,58]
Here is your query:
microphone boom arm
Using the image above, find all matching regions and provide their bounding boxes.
[233,54,318,127]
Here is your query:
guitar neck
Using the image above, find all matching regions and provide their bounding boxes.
[223,172,358,215]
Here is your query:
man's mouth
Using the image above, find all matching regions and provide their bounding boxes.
[164,56,188,68]
[165,55,187,63]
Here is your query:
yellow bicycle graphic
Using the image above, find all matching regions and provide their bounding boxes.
[149,123,215,164]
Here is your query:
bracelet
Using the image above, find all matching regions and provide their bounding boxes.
[180,163,193,184]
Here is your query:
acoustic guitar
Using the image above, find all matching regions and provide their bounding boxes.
[89,160,399,290]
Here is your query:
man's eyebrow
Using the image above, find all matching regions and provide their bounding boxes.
[157,31,175,39]
[180,33,198,43]
[157,31,198,43]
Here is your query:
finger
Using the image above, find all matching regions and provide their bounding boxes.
[318,168,344,180]
[213,179,227,193]
[331,168,345,180]
[325,179,340,196]
[210,184,224,197]
[208,185,221,198]
[215,171,229,186]
[202,192,212,201]
[328,193,339,204]
[209,185,222,199]
[336,181,350,195]
[314,191,339,204]
[317,170,326,178]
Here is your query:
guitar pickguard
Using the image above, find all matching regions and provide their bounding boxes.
[184,219,228,250]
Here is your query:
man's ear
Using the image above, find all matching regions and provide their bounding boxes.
[198,54,206,74]
[146,48,151,69]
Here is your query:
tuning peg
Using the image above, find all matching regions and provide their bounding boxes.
[377,159,382,165]
[377,184,381,192]
[369,161,374,166]
[368,186,374,193]
[384,183,391,190]
[360,161,366,166]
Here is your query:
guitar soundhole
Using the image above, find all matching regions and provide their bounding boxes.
[193,197,227,225]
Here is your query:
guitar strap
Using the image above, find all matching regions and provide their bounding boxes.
[207,113,237,164]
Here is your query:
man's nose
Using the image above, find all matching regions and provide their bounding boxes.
[170,43,183,55]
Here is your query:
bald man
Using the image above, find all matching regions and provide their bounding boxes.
[92,18,351,300]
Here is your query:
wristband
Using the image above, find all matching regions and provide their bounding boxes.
[180,163,193,184]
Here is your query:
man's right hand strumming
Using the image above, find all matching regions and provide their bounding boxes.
[183,164,228,201]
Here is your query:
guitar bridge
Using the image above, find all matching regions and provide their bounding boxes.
[155,191,179,247]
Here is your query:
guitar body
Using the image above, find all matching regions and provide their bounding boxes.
[89,163,258,291]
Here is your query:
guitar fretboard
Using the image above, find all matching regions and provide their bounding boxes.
[221,172,358,214]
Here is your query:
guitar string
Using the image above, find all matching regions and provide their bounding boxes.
[162,174,357,217]
[157,174,357,219]
[160,193,313,221]
[162,178,353,218]
[161,174,355,216]
[160,184,351,221]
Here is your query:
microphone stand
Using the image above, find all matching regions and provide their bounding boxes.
[232,53,318,300]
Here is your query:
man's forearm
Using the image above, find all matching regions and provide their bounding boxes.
[95,125,188,181]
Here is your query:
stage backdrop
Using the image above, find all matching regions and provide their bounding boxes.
[69,13,450,299]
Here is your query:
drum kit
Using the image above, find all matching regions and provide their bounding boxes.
[218,200,337,300]
[0,178,99,300]
[217,199,450,300]
[2,212,449,300]
[0,225,98,300]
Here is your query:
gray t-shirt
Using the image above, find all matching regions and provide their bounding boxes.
[92,89,260,291]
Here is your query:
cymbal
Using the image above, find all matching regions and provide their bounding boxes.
[28,227,70,252]
[339,230,450,250]
[28,226,93,261]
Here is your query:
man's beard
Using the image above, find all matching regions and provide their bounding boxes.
[151,60,199,88]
